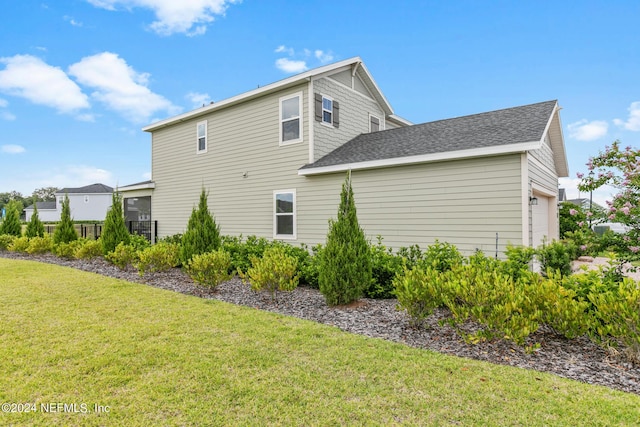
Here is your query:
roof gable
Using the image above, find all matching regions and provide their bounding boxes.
[57,183,113,194]
[300,100,559,173]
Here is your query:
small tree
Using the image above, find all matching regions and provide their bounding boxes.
[0,200,22,236]
[319,171,371,306]
[180,188,221,264]
[53,194,78,244]
[102,191,130,255]
[25,200,45,238]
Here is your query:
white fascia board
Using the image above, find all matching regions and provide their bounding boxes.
[356,61,394,115]
[118,182,156,192]
[143,57,363,132]
[387,114,413,126]
[298,141,541,176]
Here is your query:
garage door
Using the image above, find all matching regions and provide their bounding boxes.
[532,195,549,248]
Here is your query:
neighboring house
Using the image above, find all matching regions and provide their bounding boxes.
[558,188,567,203]
[120,57,568,256]
[24,183,113,222]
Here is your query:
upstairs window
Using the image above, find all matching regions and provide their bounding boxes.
[370,115,381,132]
[197,120,207,153]
[314,93,339,128]
[274,190,296,239]
[280,93,302,144]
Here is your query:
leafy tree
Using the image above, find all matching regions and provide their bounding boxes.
[0,200,22,236]
[559,203,588,238]
[25,200,45,238]
[180,188,221,264]
[318,172,371,306]
[0,191,25,214]
[101,191,130,255]
[53,194,78,244]
[31,187,59,202]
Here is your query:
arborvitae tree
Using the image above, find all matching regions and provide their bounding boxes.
[25,200,45,238]
[101,191,130,255]
[0,200,22,236]
[53,194,78,244]
[180,188,221,264]
[319,171,372,306]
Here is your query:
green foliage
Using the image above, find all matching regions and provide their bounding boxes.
[536,240,574,278]
[186,249,234,289]
[53,241,83,259]
[136,242,180,276]
[0,234,16,250]
[159,233,183,245]
[559,203,588,238]
[298,244,322,288]
[128,233,151,252]
[222,235,272,274]
[74,239,103,259]
[394,266,446,327]
[239,246,299,300]
[105,242,138,270]
[26,235,53,254]
[562,229,598,258]
[8,236,30,252]
[53,194,78,244]
[420,240,464,272]
[366,236,404,299]
[319,173,371,306]
[101,192,130,255]
[180,188,221,265]
[502,244,535,281]
[0,200,22,236]
[25,202,45,238]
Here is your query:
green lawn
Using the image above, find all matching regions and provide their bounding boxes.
[1,258,639,426]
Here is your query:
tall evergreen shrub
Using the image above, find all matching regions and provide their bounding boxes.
[0,201,22,236]
[101,191,130,255]
[25,201,45,238]
[180,188,221,264]
[53,194,78,244]
[319,171,371,306]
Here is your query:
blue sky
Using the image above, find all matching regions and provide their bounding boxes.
[1,0,639,206]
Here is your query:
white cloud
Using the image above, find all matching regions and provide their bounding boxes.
[0,54,90,113]
[64,15,83,26]
[275,58,308,74]
[613,101,640,131]
[274,45,294,56]
[1,144,25,154]
[1,111,16,121]
[567,119,608,141]
[186,91,210,108]
[314,50,333,63]
[0,98,7,107]
[68,52,181,123]
[559,177,619,209]
[86,0,239,36]
[76,113,96,122]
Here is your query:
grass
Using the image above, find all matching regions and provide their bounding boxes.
[1,258,639,426]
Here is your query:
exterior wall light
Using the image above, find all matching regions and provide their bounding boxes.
[529,196,538,206]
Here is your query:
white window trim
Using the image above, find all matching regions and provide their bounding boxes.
[321,94,333,126]
[196,120,208,154]
[273,189,297,240]
[279,92,303,145]
[369,113,383,132]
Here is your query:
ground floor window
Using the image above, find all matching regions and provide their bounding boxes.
[274,190,296,239]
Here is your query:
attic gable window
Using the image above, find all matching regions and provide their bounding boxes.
[314,93,339,128]
[280,93,303,145]
[197,120,207,153]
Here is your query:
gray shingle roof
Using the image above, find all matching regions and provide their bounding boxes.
[24,201,57,210]
[57,183,113,194]
[301,100,557,170]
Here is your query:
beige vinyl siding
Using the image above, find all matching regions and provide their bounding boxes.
[313,77,385,159]
[327,70,352,87]
[151,83,310,237]
[528,152,560,243]
[530,135,556,175]
[297,154,524,256]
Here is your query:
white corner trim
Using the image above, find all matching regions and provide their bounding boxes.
[298,141,542,176]
[521,153,529,247]
[308,80,314,164]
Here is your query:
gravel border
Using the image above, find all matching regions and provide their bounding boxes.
[2,251,639,395]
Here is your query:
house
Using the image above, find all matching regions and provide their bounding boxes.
[24,183,113,222]
[120,57,568,256]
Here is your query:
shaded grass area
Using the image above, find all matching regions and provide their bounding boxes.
[1,258,639,426]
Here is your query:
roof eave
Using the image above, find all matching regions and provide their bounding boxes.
[298,141,541,176]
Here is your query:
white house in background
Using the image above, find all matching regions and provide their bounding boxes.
[24,183,113,222]
[121,57,568,256]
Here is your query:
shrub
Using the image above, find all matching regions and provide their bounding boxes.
[8,236,30,252]
[536,240,573,278]
[128,233,151,252]
[0,201,22,236]
[74,239,103,259]
[53,241,82,259]
[222,235,271,274]
[53,194,78,244]
[502,244,535,281]
[0,234,16,250]
[180,188,221,265]
[366,236,404,299]
[298,244,322,288]
[396,244,424,270]
[420,240,464,272]
[185,249,233,289]
[105,242,138,270]
[101,191,130,255]
[239,246,299,300]
[136,242,180,276]
[25,202,45,238]
[26,235,53,254]
[159,233,183,245]
[319,172,371,306]
[394,266,446,327]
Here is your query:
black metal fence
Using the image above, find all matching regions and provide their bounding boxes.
[42,221,157,242]
[128,220,157,242]
[44,223,102,240]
